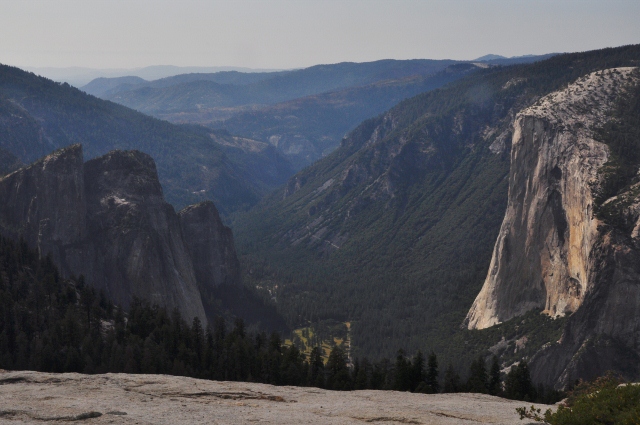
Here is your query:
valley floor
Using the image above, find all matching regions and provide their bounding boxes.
[0,370,550,424]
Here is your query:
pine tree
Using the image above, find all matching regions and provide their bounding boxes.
[79,277,94,330]
[233,318,246,339]
[354,357,370,389]
[410,350,426,392]
[393,349,411,391]
[425,351,439,393]
[203,325,214,378]
[504,361,535,401]
[326,346,351,391]
[308,346,325,388]
[443,363,461,393]
[281,345,305,386]
[466,356,488,393]
[190,316,204,371]
[488,356,502,396]
[371,358,391,390]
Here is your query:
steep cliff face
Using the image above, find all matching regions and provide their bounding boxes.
[466,68,638,329]
[530,227,640,387]
[0,144,86,271]
[178,201,240,291]
[464,68,640,386]
[83,150,206,323]
[0,145,243,324]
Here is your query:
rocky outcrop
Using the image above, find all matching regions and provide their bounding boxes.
[464,68,640,386]
[466,68,638,329]
[0,144,86,272]
[530,228,640,387]
[0,145,241,324]
[82,150,206,322]
[178,201,240,291]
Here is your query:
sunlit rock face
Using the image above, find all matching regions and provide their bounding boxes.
[0,145,244,325]
[465,68,640,387]
[466,68,637,330]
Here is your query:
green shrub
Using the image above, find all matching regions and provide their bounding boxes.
[517,373,640,424]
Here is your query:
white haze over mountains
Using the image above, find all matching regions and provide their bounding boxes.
[29,54,553,88]
[1,0,638,72]
[24,65,285,88]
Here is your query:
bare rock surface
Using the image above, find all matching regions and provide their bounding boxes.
[464,67,640,387]
[0,370,547,424]
[0,145,243,325]
[179,201,240,290]
[82,150,206,323]
[466,67,640,330]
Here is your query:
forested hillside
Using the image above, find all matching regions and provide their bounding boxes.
[0,64,292,213]
[0,233,306,380]
[232,45,640,368]
[0,233,563,401]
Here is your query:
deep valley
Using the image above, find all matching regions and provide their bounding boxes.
[2,42,640,414]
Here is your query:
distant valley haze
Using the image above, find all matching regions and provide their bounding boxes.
[1,0,638,75]
[25,54,551,87]
[22,65,287,87]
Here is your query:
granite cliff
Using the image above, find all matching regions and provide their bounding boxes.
[0,145,87,274]
[465,68,640,386]
[179,201,241,291]
[0,145,242,324]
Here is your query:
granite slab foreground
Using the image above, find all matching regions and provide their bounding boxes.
[0,370,547,424]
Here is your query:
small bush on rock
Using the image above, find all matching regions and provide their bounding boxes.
[517,372,640,424]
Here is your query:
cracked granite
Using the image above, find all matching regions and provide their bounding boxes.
[0,370,549,424]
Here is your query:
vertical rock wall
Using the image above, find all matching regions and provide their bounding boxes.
[83,150,206,323]
[0,145,241,325]
[0,144,86,272]
[179,201,240,291]
[464,68,640,387]
[465,68,637,330]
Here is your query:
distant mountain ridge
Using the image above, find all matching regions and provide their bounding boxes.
[474,54,509,61]
[81,76,149,97]
[83,70,287,98]
[98,59,463,113]
[25,65,284,87]
[0,63,294,214]
[221,63,482,169]
[85,56,555,170]
[474,53,558,64]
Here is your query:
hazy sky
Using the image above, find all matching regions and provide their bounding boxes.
[1,0,639,69]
